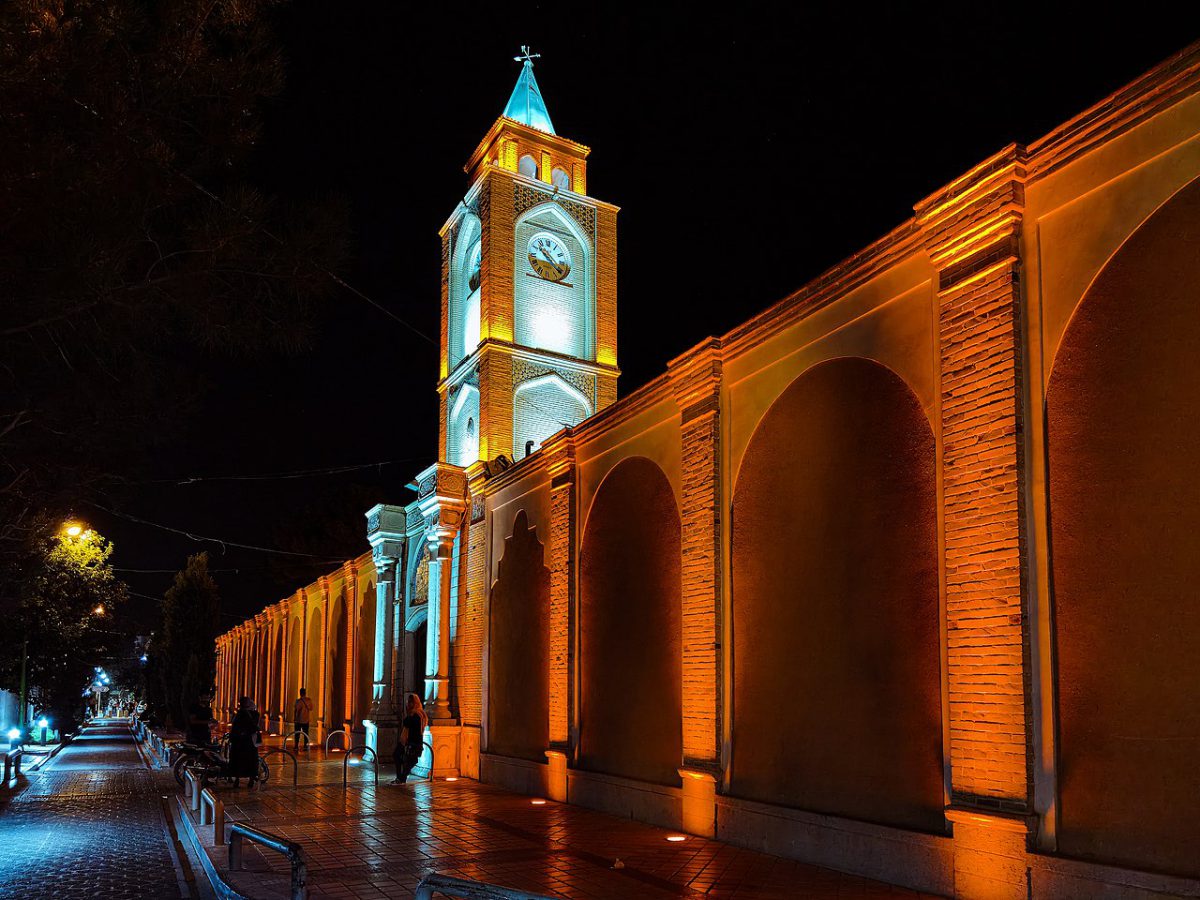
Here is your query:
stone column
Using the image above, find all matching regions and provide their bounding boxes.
[915,145,1033,900]
[365,504,406,759]
[667,337,725,837]
[541,430,576,802]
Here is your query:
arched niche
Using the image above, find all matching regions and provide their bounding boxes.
[513,373,591,461]
[579,457,682,786]
[304,608,323,711]
[1048,175,1200,877]
[327,590,348,731]
[271,626,284,722]
[355,581,375,730]
[518,154,538,179]
[286,616,302,718]
[255,633,268,713]
[513,202,593,359]
[487,510,550,761]
[730,356,942,832]
[448,383,480,468]
[449,214,482,368]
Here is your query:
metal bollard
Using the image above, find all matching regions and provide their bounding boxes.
[200,788,225,845]
[186,770,202,811]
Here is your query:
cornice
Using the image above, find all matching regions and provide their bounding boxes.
[439,340,621,393]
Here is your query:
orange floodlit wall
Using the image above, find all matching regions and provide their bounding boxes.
[217,44,1200,900]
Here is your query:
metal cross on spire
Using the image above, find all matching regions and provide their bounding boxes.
[513,45,541,65]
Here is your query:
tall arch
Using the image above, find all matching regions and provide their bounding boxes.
[286,615,302,721]
[271,626,284,725]
[355,581,375,731]
[513,202,593,359]
[448,213,482,368]
[1047,175,1200,877]
[731,357,942,832]
[255,630,268,713]
[487,510,550,761]
[513,373,591,461]
[305,607,323,718]
[448,384,480,468]
[579,457,682,786]
[327,591,348,732]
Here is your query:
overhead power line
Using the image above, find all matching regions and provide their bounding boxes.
[134,456,431,485]
[87,501,345,561]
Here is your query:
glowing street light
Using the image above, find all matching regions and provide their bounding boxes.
[6,728,20,743]
[93,604,105,616]
[66,524,82,537]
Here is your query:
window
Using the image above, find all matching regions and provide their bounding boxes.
[518,154,538,179]
[551,167,570,190]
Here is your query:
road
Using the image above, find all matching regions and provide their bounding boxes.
[0,719,190,898]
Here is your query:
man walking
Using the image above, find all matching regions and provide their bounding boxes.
[293,688,313,749]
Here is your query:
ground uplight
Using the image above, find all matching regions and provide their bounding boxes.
[445,776,458,782]
[666,835,687,843]
[530,798,547,806]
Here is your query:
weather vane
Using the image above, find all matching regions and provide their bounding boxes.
[514,45,541,65]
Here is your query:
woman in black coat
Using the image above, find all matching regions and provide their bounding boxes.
[229,696,261,788]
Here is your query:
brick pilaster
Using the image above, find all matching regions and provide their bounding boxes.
[456,464,491,729]
[915,145,1031,813]
[668,338,725,775]
[542,430,577,753]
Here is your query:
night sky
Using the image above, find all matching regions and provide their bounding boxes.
[90,2,1196,625]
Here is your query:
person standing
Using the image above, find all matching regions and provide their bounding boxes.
[186,690,216,746]
[391,692,428,784]
[293,688,313,748]
[229,696,261,789]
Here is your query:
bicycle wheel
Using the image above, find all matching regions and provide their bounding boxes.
[258,757,269,785]
[173,754,191,787]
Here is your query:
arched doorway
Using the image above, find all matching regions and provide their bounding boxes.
[1048,175,1200,877]
[305,610,323,728]
[271,626,284,730]
[354,582,375,733]
[730,357,942,832]
[403,619,428,703]
[285,616,302,724]
[579,457,682,786]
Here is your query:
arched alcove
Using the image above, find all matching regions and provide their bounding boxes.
[518,154,538,179]
[271,627,284,723]
[286,616,302,717]
[579,457,682,786]
[448,384,481,467]
[487,510,550,761]
[305,609,323,712]
[731,357,942,832]
[255,633,268,713]
[551,166,570,190]
[355,582,375,730]
[513,373,591,460]
[327,592,348,730]
[448,215,481,368]
[1048,175,1200,877]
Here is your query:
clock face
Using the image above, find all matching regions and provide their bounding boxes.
[527,233,571,282]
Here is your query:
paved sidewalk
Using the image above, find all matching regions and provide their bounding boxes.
[187,750,945,899]
[0,719,187,899]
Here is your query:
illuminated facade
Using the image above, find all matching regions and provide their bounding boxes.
[216,45,1200,899]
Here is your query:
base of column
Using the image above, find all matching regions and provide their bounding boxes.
[427,720,462,778]
[946,806,1032,900]
[545,749,568,802]
[678,767,718,837]
[365,717,399,766]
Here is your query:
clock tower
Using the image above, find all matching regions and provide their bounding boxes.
[438,48,619,467]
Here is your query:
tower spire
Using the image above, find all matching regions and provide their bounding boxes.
[503,46,555,134]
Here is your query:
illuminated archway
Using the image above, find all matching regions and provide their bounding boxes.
[355,581,375,731]
[327,591,348,732]
[305,608,323,719]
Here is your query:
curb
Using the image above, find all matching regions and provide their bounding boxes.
[174,793,249,900]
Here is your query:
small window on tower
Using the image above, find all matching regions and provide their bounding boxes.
[518,154,538,179]
[551,167,570,190]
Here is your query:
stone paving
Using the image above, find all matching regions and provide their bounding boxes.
[0,719,187,899]
[188,746,946,899]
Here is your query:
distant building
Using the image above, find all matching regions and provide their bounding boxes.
[216,44,1200,899]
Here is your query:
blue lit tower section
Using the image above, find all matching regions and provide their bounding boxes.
[438,49,619,467]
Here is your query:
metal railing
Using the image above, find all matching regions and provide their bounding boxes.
[2,748,21,784]
[260,747,299,786]
[342,745,377,788]
[229,822,307,900]
[199,787,226,846]
[324,728,349,754]
[283,729,311,754]
[185,768,203,811]
[414,873,558,900]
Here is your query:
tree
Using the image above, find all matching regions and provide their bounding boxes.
[0,0,348,550]
[152,553,221,727]
[0,517,129,732]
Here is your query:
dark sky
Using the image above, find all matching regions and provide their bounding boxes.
[92,2,1197,626]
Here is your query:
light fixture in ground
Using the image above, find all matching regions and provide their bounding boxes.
[445,776,458,782]
[666,835,687,843]
[530,798,547,805]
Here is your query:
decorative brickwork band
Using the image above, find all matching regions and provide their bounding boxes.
[542,430,576,751]
[668,338,725,773]
[916,145,1031,811]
